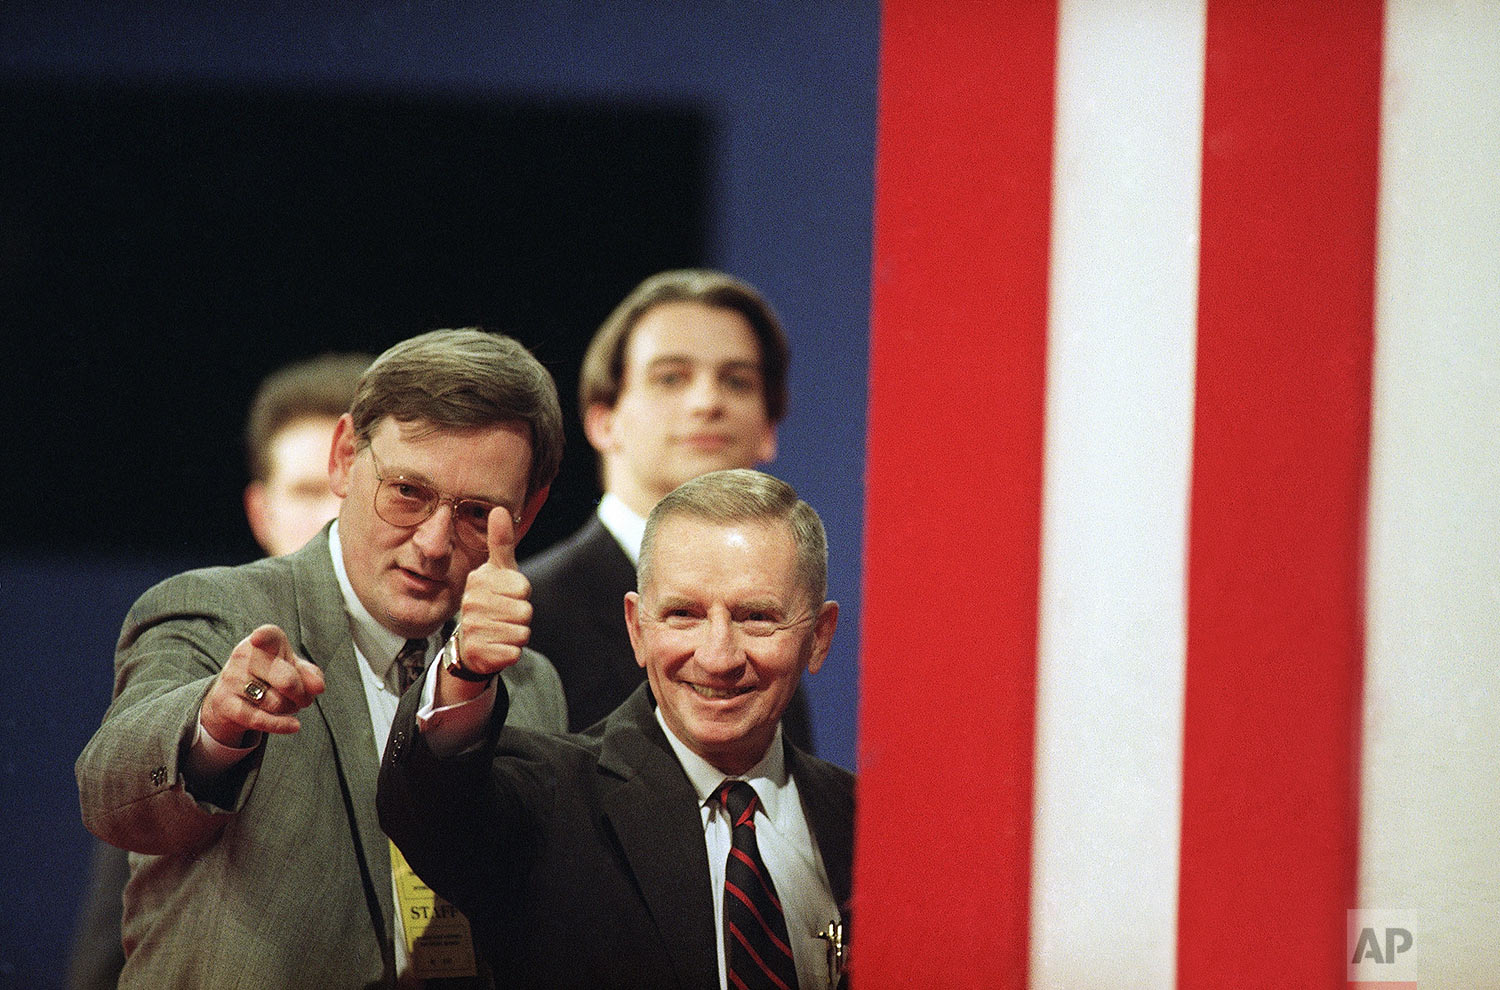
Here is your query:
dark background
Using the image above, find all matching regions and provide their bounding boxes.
[0,4,879,985]
[0,81,708,562]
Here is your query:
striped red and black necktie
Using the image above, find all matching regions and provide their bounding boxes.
[718,780,798,990]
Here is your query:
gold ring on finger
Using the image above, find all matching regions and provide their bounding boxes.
[243,678,269,706]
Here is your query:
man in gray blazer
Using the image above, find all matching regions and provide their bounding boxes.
[77,328,568,988]
[381,469,853,990]
[67,350,371,990]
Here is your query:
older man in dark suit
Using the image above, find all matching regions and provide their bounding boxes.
[77,329,567,988]
[381,469,853,990]
[523,269,814,750]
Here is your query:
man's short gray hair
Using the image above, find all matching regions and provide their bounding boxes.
[638,469,827,605]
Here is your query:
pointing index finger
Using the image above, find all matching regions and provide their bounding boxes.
[247,624,291,661]
[487,504,518,569]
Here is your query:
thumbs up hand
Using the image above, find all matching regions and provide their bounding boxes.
[446,506,532,690]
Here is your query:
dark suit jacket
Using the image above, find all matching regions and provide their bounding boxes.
[524,514,817,749]
[379,681,855,990]
[75,527,566,989]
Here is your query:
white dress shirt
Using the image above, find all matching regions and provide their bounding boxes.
[655,710,839,990]
[329,521,451,981]
[596,491,647,565]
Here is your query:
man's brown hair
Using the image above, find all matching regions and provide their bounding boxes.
[578,269,790,423]
[350,328,564,498]
[245,352,373,482]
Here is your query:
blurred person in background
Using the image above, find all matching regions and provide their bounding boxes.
[243,352,377,555]
[524,269,815,750]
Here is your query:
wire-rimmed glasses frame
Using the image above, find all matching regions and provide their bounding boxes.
[365,445,502,553]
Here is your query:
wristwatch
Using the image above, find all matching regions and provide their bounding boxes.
[441,626,494,683]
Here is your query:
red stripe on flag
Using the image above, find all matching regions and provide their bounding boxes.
[1179,2,1382,986]
[857,2,1058,987]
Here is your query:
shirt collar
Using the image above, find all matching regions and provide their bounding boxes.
[654,706,789,824]
[597,492,646,565]
[328,520,434,678]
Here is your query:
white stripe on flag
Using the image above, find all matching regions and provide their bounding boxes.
[1362,2,1500,985]
[1030,2,1204,987]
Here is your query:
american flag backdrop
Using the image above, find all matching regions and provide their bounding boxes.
[854,1,1500,988]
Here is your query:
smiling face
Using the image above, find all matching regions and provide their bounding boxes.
[328,414,539,639]
[626,514,837,775]
[586,302,777,518]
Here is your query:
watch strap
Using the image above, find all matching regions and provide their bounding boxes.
[441,629,494,683]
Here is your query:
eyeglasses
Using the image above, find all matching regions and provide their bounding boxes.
[366,446,506,553]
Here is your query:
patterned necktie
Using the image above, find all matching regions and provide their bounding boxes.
[394,637,428,694]
[719,780,799,990]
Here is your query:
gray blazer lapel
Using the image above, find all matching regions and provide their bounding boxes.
[597,689,719,988]
[288,534,397,942]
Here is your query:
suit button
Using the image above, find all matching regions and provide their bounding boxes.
[150,765,168,786]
